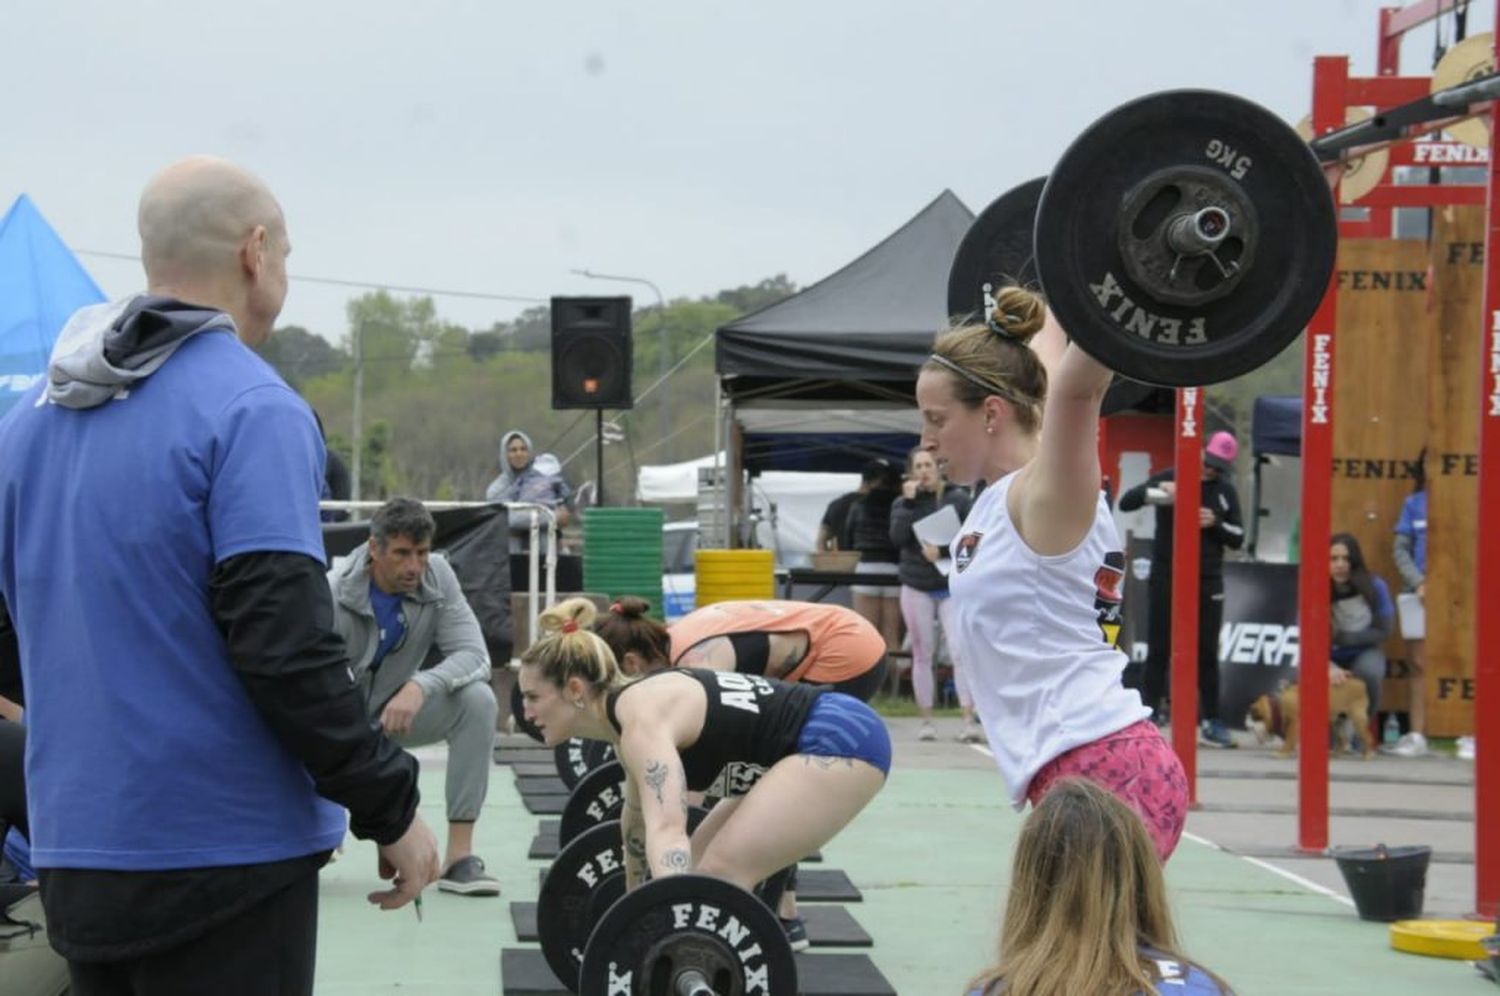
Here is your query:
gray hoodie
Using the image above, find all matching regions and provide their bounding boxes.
[46,295,236,409]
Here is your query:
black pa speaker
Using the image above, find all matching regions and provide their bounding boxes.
[550,296,633,410]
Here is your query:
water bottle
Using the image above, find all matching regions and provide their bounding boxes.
[1382,713,1401,747]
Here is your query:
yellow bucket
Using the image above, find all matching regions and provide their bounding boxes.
[694,550,774,606]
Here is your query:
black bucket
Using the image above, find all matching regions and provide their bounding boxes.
[1331,844,1431,922]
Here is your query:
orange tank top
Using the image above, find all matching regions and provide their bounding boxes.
[669,600,885,684]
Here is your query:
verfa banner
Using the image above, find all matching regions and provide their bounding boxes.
[1121,536,1300,728]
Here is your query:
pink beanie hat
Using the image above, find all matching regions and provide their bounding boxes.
[1205,431,1238,470]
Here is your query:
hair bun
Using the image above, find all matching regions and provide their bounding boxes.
[989,286,1046,344]
[539,596,599,635]
[614,595,652,619]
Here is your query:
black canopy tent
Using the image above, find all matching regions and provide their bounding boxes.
[714,190,974,482]
[1249,394,1302,557]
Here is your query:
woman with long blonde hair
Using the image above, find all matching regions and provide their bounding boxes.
[967,779,1231,996]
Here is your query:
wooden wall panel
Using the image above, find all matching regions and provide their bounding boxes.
[1425,207,1483,736]
[1330,238,1431,714]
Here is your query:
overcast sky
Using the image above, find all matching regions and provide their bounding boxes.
[4,1,1490,343]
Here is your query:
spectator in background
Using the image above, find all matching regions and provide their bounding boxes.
[817,467,873,552]
[890,447,978,743]
[311,408,351,522]
[844,458,904,655]
[1329,532,1393,730]
[1117,430,1245,748]
[328,498,501,895]
[1390,448,1429,757]
[485,430,573,551]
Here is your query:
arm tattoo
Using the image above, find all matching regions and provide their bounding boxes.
[644,760,668,806]
[625,831,647,862]
[661,848,691,873]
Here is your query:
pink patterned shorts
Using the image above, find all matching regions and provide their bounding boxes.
[1025,719,1188,862]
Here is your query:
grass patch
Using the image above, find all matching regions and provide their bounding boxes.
[869,694,963,718]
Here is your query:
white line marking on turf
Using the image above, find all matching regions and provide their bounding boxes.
[968,743,993,758]
[1181,830,1355,907]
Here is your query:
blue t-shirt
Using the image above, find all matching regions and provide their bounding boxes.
[1395,490,1427,578]
[0,330,344,871]
[368,582,406,672]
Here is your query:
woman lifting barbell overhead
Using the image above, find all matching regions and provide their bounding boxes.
[519,596,890,899]
[916,285,1188,861]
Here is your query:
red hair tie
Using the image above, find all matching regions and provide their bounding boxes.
[561,620,578,634]
[609,602,624,615]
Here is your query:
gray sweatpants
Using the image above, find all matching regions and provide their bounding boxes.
[1337,646,1385,718]
[390,681,498,822]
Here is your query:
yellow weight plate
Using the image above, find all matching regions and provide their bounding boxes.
[1388,918,1495,960]
[1431,32,1495,149]
[1296,108,1389,204]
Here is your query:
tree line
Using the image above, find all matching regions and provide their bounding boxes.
[256,276,798,504]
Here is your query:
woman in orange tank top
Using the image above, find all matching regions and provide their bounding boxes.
[595,597,887,701]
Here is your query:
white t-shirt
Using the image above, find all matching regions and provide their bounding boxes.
[948,470,1151,808]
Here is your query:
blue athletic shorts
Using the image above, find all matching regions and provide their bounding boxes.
[795,693,892,776]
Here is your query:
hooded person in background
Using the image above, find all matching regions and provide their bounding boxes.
[484,430,574,549]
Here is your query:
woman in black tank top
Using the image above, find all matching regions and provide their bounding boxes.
[517,597,890,906]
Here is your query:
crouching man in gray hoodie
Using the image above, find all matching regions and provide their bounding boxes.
[329,498,501,895]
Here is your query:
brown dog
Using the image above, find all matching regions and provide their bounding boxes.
[1245,678,1374,759]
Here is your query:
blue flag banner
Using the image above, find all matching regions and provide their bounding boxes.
[0,194,106,416]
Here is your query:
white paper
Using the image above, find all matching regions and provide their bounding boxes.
[912,504,962,548]
[932,557,953,577]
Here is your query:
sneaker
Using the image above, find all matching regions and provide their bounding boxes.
[1458,735,1476,761]
[956,721,985,744]
[1384,732,1429,758]
[780,916,810,953]
[917,721,937,742]
[437,855,501,896]
[1198,719,1235,749]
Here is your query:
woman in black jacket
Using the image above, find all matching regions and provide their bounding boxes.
[890,448,977,742]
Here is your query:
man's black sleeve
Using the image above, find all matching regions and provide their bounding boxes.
[1117,470,1171,513]
[0,597,20,707]
[210,551,419,845]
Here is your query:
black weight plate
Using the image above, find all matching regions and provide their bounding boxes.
[537,809,711,992]
[1035,89,1336,387]
[949,177,1162,416]
[510,681,544,744]
[555,737,616,790]
[559,760,627,847]
[581,873,797,996]
[946,176,1046,322]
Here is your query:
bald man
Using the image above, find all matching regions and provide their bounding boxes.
[0,157,439,995]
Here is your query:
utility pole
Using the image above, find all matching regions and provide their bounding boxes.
[351,318,363,502]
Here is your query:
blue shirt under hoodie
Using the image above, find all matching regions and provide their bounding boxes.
[0,295,344,870]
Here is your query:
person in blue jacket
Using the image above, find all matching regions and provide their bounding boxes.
[966,779,1233,996]
[1390,449,1429,756]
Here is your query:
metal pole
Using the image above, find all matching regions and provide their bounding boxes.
[1296,54,1346,854]
[596,409,606,508]
[1170,387,1202,805]
[351,318,363,502]
[1472,3,1500,919]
